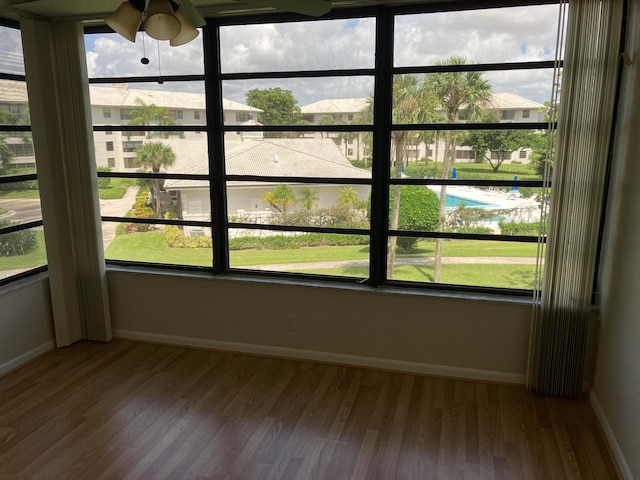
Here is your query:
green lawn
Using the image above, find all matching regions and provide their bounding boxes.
[0,189,40,199]
[453,163,539,180]
[291,263,537,289]
[0,231,47,271]
[98,178,136,200]
[106,231,213,266]
[0,207,8,216]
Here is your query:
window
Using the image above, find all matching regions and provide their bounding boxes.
[519,150,527,159]
[103,108,111,119]
[522,109,530,118]
[106,141,114,151]
[455,150,476,160]
[123,157,137,169]
[105,130,112,135]
[501,110,516,120]
[119,108,130,120]
[122,141,142,152]
[85,2,561,295]
[107,157,116,168]
[176,110,183,120]
[0,24,46,286]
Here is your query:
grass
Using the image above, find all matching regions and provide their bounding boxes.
[0,207,7,216]
[289,263,537,289]
[0,189,40,199]
[98,178,136,200]
[0,231,47,271]
[106,231,212,266]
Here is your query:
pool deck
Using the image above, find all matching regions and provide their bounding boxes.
[428,185,540,210]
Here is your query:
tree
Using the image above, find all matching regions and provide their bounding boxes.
[298,187,319,211]
[464,128,532,172]
[263,184,297,216]
[389,186,440,255]
[128,98,178,139]
[337,186,359,209]
[134,142,176,218]
[246,88,301,128]
[0,135,14,174]
[424,57,492,282]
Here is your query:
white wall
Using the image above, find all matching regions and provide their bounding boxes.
[108,270,533,383]
[591,5,640,479]
[0,277,55,375]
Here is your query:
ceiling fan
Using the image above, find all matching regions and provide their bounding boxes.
[239,0,332,17]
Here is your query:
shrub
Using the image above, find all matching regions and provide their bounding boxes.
[390,185,440,253]
[165,225,212,248]
[279,206,369,229]
[96,166,112,188]
[0,221,37,256]
[228,233,368,250]
[499,221,543,236]
[123,203,155,233]
[445,206,495,232]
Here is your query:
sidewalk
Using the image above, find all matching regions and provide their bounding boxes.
[100,185,140,250]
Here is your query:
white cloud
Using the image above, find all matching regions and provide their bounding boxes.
[85,4,562,105]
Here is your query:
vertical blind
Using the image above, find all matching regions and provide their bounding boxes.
[529,0,624,398]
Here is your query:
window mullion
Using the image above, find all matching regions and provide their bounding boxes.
[204,22,229,274]
[369,7,394,287]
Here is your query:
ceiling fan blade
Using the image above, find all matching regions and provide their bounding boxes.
[174,0,207,27]
[242,0,331,17]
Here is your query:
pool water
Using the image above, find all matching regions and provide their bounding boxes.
[444,194,492,208]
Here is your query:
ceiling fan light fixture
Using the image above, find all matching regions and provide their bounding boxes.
[143,0,182,41]
[105,0,144,43]
[169,9,199,46]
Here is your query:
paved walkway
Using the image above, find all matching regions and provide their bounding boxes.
[100,186,140,250]
[242,256,539,271]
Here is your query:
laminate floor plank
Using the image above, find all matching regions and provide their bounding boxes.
[0,340,621,479]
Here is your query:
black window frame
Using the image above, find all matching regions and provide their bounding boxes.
[0,19,47,287]
[88,0,560,297]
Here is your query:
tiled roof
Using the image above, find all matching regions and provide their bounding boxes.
[164,137,370,190]
[300,98,370,114]
[489,93,543,110]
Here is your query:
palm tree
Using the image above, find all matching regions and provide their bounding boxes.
[128,98,178,139]
[0,135,14,174]
[263,184,297,217]
[298,187,319,211]
[337,186,359,209]
[134,142,176,217]
[424,57,492,282]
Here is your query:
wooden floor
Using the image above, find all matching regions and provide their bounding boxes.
[0,340,619,480]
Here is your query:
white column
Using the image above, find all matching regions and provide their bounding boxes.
[20,20,112,345]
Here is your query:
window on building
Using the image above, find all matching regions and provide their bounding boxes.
[194,111,201,120]
[86,2,563,296]
[122,141,142,153]
[123,157,137,169]
[105,130,112,135]
[106,141,114,151]
[107,157,116,168]
[103,108,111,119]
[501,110,516,120]
[176,110,183,120]
[519,150,527,159]
[522,109,530,118]
[119,108,130,120]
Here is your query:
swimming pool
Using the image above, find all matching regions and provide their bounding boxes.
[435,193,498,209]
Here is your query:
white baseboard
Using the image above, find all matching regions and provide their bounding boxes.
[113,329,526,385]
[0,340,56,377]
[590,391,634,480]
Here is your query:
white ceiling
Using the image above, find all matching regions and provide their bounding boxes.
[0,0,437,23]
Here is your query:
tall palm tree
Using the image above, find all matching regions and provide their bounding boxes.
[298,187,319,211]
[134,142,176,217]
[424,57,492,282]
[128,98,178,139]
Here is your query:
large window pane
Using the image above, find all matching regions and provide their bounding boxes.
[225,134,371,178]
[0,181,41,223]
[0,80,29,124]
[228,182,371,228]
[89,82,206,127]
[93,134,209,175]
[222,77,374,126]
[0,25,25,75]
[220,18,376,73]
[387,237,540,289]
[388,185,544,236]
[85,32,204,77]
[391,72,554,126]
[103,221,212,267]
[0,226,46,281]
[394,5,563,67]
[229,228,369,277]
